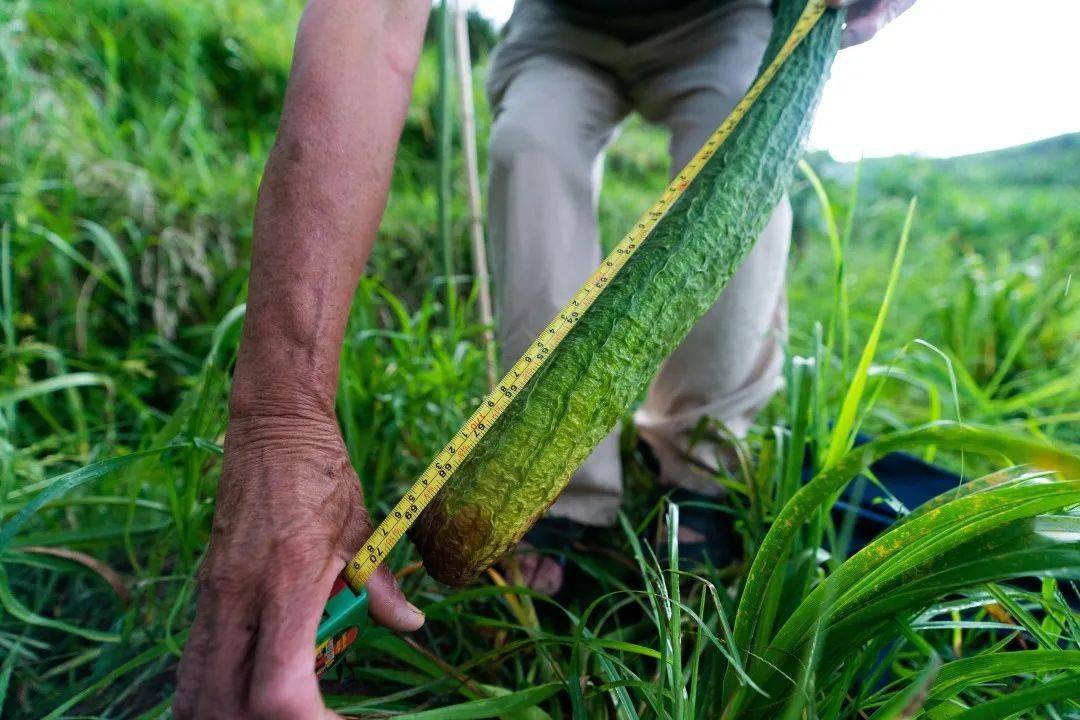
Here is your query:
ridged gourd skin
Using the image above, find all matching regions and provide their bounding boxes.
[410,0,844,586]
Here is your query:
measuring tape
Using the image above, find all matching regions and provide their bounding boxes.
[341,0,829,593]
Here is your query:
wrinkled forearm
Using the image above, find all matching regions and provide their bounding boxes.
[230,0,429,419]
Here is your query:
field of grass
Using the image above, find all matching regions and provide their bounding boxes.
[2,0,1080,717]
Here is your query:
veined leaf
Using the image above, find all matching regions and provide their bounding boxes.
[730,421,1080,684]
[740,474,1080,711]
[925,650,1080,705]
[947,673,1080,720]
[772,484,1080,655]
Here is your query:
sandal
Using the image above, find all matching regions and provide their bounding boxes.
[522,515,588,551]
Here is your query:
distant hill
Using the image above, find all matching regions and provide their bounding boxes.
[808,132,1080,189]
[933,133,1080,187]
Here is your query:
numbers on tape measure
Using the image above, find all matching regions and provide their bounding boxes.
[342,0,828,594]
[367,543,384,564]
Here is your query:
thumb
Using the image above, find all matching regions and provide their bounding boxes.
[365,563,426,631]
[342,499,425,632]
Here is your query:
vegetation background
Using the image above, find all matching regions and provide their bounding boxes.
[2,0,1079,717]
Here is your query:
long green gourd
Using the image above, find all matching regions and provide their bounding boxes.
[411,0,844,586]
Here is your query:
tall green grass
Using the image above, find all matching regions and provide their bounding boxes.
[2,0,1080,717]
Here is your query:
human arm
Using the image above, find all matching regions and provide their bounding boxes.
[174,1,430,718]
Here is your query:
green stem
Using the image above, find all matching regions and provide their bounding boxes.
[437,0,456,323]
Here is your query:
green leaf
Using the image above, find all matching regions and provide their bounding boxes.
[0,564,119,643]
[740,475,1080,709]
[0,445,181,551]
[77,219,136,321]
[389,682,562,720]
[0,372,113,407]
[794,507,1080,669]
[42,643,172,719]
[825,197,916,468]
[869,652,941,720]
[0,636,22,711]
[927,650,1080,704]
[730,422,1080,686]
[798,159,850,378]
[28,224,124,296]
[948,673,1080,720]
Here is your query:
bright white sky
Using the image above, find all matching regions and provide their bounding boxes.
[468,0,1080,160]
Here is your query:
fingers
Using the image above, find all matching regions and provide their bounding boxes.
[176,425,376,718]
[178,574,260,719]
[837,0,917,48]
[177,530,344,719]
[366,564,425,631]
[195,609,258,717]
[173,599,213,719]
[175,435,421,718]
[248,557,341,720]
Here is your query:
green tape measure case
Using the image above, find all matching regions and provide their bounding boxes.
[315,579,369,677]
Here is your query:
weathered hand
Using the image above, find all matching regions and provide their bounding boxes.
[174,411,424,719]
[827,0,917,48]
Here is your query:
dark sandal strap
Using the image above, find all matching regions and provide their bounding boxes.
[523,516,588,556]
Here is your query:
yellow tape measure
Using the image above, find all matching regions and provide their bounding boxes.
[343,0,828,592]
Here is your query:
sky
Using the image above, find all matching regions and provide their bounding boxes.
[467,0,1080,160]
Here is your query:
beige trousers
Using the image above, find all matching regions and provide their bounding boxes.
[486,0,792,527]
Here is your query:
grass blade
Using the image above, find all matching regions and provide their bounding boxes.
[0,564,119,643]
[927,650,1080,704]
[390,682,562,720]
[948,673,1080,720]
[868,652,941,720]
[0,445,183,550]
[825,197,917,468]
[0,372,113,407]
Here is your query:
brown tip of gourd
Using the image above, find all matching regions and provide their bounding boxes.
[410,500,494,587]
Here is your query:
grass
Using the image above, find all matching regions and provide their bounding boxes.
[2,0,1080,717]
